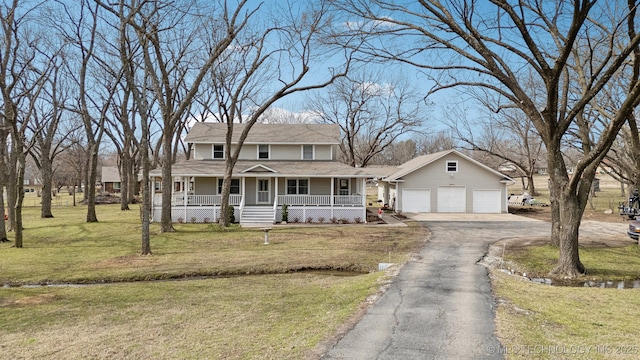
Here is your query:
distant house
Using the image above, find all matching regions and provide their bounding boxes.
[149,122,371,225]
[101,166,122,193]
[375,149,515,214]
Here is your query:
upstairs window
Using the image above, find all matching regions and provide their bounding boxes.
[217,178,240,194]
[287,179,309,195]
[302,145,314,160]
[213,144,224,159]
[258,145,269,159]
[446,160,458,173]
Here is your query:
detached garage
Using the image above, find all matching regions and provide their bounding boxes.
[376,150,514,214]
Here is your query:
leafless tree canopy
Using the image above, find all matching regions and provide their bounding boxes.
[334,0,640,276]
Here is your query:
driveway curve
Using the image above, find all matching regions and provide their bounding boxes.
[321,214,551,360]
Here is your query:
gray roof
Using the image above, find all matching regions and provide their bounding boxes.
[360,165,399,178]
[384,149,514,182]
[150,160,371,178]
[101,166,120,183]
[185,122,341,144]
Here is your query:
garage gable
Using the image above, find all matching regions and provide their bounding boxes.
[384,150,514,214]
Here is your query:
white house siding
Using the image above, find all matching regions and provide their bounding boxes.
[194,177,216,195]
[194,144,211,160]
[314,145,333,160]
[271,145,299,160]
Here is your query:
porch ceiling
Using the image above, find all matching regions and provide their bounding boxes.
[150,160,371,178]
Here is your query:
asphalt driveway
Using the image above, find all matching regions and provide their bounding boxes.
[321,214,551,360]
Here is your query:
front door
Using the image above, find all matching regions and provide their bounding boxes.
[257,178,270,204]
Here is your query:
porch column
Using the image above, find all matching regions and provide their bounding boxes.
[183,176,187,221]
[151,176,155,222]
[241,177,246,211]
[362,178,367,223]
[330,177,335,219]
[273,177,279,223]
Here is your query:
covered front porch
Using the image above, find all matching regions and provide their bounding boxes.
[151,176,368,224]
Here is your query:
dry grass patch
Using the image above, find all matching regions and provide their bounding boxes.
[0,204,427,358]
[492,271,640,359]
[1,273,384,359]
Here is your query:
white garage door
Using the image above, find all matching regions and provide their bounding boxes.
[402,189,431,213]
[437,186,466,212]
[473,190,501,213]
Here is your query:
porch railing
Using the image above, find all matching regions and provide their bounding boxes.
[171,194,242,206]
[277,195,363,206]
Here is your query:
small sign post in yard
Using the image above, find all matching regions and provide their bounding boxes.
[261,227,272,245]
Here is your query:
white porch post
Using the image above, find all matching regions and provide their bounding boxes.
[150,176,155,222]
[273,177,279,223]
[183,176,187,221]
[362,178,367,223]
[330,177,335,219]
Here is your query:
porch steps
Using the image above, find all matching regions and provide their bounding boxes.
[240,206,275,225]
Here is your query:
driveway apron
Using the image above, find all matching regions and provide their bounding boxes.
[322,219,550,360]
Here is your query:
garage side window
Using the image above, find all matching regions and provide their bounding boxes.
[446,160,458,173]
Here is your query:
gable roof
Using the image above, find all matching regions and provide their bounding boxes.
[101,166,120,183]
[383,149,514,182]
[185,122,341,144]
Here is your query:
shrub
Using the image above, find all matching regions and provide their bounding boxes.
[339,217,349,224]
[281,204,289,222]
[354,217,362,224]
[292,217,300,223]
[306,216,313,223]
[317,217,325,224]
[190,217,197,224]
[203,217,210,224]
[330,217,338,224]
[227,205,235,223]
[177,217,184,223]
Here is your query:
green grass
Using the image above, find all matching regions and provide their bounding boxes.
[0,203,426,359]
[495,224,640,359]
[504,244,640,281]
[1,204,424,284]
[493,271,640,360]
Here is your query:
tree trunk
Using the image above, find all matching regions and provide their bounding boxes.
[86,143,99,222]
[160,134,174,232]
[40,156,54,218]
[218,167,234,227]
[5,163,17,232]
[0,183,8,242]
[120,153,131,211]
[550,193,586,276]
[13,150,27,248]
[546,149,588,276]
[527,173,537,197]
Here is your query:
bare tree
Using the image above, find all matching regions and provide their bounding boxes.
[50,0,121,223]
[0,0,54,247]
[309,70,425,167]
[336,0,640,277]
[28,53,76,218]
[103,82,140,210]
[447,104,545,195]
[197,0,356,227]
[413,131,456,155]
[98,0,255,233]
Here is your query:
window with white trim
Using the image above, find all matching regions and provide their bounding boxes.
[446,160,458,173]
[302,145,313,160]
[213,144,224,159]
[286,178,309,195]
[258,145,269,159]
[218,178,240,194]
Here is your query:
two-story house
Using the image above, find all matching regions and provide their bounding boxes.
[150,122,370,225]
